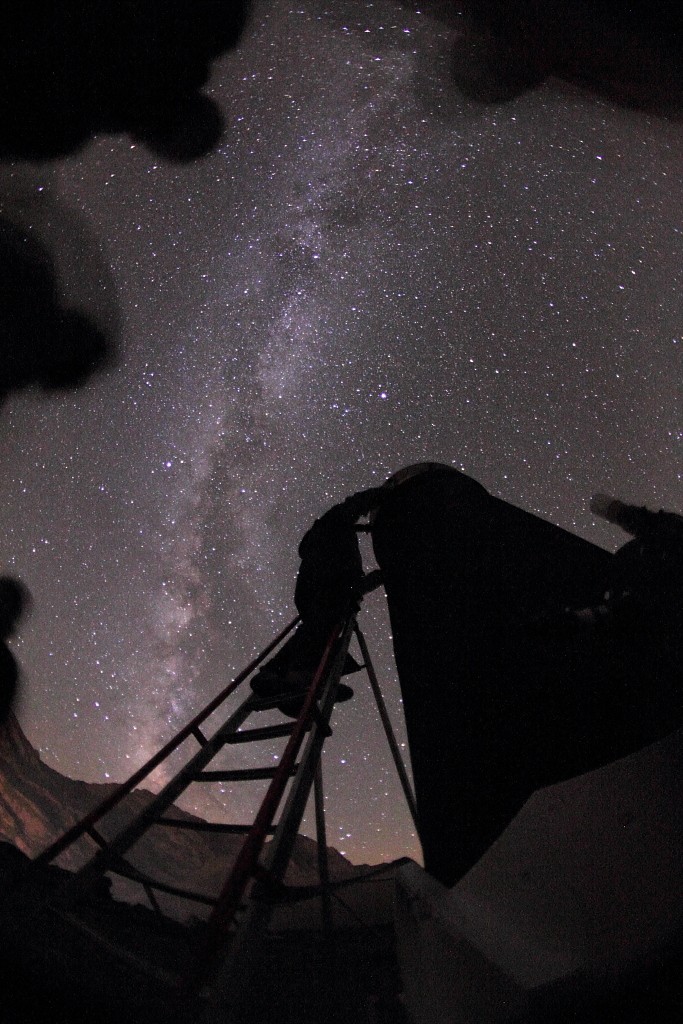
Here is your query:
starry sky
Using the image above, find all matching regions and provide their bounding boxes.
[0,1,681,865]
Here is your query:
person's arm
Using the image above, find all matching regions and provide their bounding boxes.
[337,486,385,522]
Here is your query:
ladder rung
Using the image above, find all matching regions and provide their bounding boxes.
[85,825,108,849]
[245,695,333,736]
[57,909,184,989]
[109,858,219,907]
[157,818,275,835]
[226,723,297,744]
[195,765,298,782]
[246,694,302,712]
[191,725,208,745]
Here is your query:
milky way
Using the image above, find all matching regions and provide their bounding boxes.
[0,1,681,863]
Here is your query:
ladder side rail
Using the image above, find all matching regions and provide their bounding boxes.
[192,615,355,1012]
[259,613,354,883]
[156,819,276,835]
[58,697,259,904]
[56,908,185,989]
[107,858,220,907]
[354,622,420,832]
[33,615,299,868]
[314,759,333,934]
[193,613,352,972]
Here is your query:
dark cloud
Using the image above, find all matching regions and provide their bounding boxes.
[409,1,683,118]
[0,192,119,405]
[0,3,252,393]
[0,1,249,161]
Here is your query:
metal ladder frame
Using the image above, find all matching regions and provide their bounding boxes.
[33,615,302,871]
[32,605,418,1012]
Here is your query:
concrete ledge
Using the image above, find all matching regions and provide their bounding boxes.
[395,729,683,1023]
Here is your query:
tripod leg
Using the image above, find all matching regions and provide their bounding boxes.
[354,623,419,833]
[314,759,333,934]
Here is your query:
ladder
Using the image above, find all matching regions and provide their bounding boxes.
[32,602,418,1017]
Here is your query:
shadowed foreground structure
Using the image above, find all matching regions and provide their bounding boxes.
[371,464,682,886]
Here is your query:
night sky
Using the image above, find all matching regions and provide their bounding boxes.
[0,1,681,865]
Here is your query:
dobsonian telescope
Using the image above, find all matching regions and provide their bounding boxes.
[370,463,683,886]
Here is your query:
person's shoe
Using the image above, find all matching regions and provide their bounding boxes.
[250,668,291,698]
[250,666,311,699]
[276,682,354,719]
[250,671,279,698]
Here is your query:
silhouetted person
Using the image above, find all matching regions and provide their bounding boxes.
[0,576,29,723]
[561,494,683,652]
[251,487,384,715]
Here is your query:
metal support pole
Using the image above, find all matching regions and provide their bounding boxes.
[314,759,333,934]
[353,622,419,832]
[191,613,356,1015]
